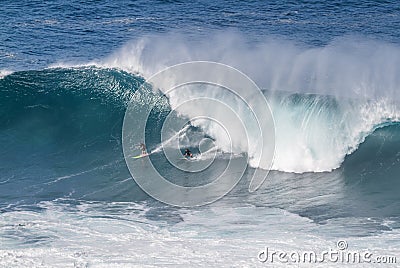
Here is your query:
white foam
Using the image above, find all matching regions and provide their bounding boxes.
[1,202,398,267]
[269,97,400,172]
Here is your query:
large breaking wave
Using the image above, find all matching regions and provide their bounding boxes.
[54,33,400,171]
[1,33,399,205]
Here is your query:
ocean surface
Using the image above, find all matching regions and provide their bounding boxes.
[1,1,399,267]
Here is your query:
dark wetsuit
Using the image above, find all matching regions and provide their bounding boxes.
[184,149,193,158]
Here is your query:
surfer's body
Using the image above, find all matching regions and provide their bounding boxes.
[139,143,147,155]
[183,148,193,158]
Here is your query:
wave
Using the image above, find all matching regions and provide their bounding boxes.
[0,33,399,204]
[83,32,400,172]
[0,66,399,206]
[0,67,398,172]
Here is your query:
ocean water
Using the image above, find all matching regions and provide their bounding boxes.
[1,1,400,267]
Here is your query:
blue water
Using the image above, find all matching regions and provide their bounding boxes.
[1,1,399,267]
[2,0,400,70]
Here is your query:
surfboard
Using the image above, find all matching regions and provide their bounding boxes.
[133,153,149,159]
[180,155,199,160]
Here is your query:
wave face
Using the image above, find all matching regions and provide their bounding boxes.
[0,66,399,208]
[0,68,145,206]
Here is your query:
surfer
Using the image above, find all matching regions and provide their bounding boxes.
[183,148,193,158]
[139,142,147,155]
